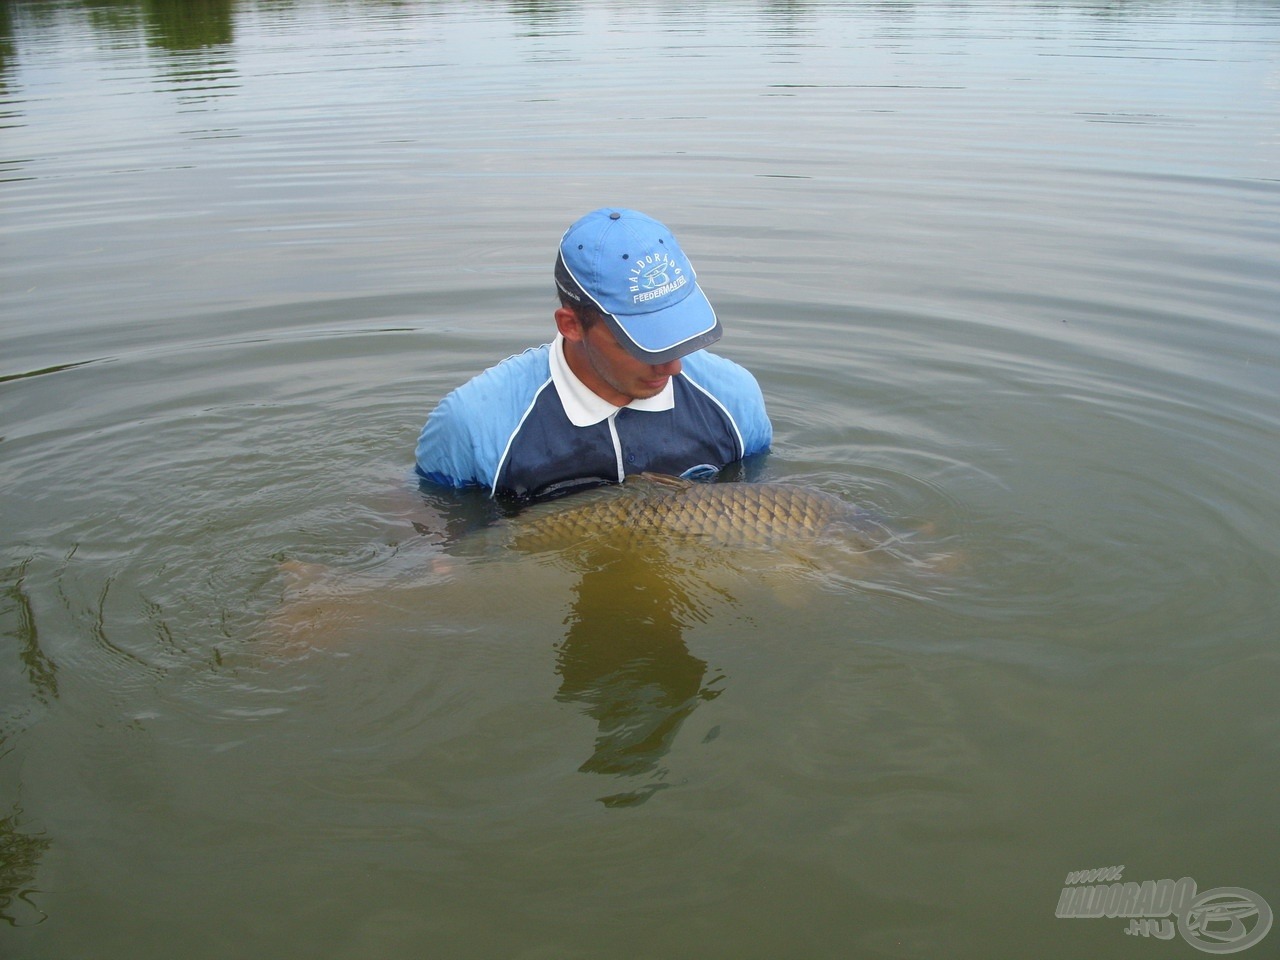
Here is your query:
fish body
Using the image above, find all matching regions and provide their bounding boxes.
[506,473,879,552]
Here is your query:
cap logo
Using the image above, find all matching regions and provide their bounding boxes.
[628,251,688,306]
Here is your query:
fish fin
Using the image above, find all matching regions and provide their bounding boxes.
[637,471,692,490]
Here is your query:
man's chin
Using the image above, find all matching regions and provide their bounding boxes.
[634,378,669,397]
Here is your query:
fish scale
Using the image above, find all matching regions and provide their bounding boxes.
[507,476,872,552]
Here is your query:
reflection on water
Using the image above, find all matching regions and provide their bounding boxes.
[1,0,234,53]
[142,0,240,108]
[268,516,750,809]
[0,0,242,124]
[554,544,726,807]
[0,560,58,705]
[0,804,51,927]
[0,562,55,928]
[142,0,233,51]
[0,4,12,80]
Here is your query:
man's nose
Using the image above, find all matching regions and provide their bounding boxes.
[654,357,682,377]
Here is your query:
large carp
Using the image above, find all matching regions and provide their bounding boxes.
[504,473,890,553]
[268,475,930,652]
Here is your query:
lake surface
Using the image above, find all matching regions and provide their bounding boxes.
[2,1,1278,957]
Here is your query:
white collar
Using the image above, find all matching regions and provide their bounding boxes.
[549,334,676,427]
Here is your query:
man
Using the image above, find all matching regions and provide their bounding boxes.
[415,208,772,502]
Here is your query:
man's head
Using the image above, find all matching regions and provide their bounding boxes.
[554,208,722,365]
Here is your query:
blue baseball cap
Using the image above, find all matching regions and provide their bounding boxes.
[555,208,722,364]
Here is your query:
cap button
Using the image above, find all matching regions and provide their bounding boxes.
[609,211,621,220]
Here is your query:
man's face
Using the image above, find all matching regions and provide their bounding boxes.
[558,307,682,406]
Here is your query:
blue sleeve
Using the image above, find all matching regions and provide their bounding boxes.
[415,345,553,490]
[682,351,773,457]
[415,385,485,489]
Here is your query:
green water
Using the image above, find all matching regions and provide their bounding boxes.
[2,1,1277,957]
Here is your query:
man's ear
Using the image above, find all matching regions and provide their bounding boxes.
[555,306,586,343]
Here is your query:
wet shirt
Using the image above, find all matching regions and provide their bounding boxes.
[415,336,772,501]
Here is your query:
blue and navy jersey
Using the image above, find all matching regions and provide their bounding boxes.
[415,342,772,501]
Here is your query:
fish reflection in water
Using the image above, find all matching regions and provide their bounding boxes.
[502,474,941,804]
[270,476,944,805]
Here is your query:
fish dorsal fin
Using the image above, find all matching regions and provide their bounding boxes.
[637,471,693,491]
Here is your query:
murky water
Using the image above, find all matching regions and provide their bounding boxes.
[2,1,1278,957]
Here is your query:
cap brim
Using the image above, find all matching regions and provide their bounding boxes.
[603,282,722,364]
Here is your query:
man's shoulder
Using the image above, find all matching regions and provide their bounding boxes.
[416,343,556,488]
[678,349,771,455]
[458,343,552,391]
[680,349,761,392]
[452,342,554,403]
